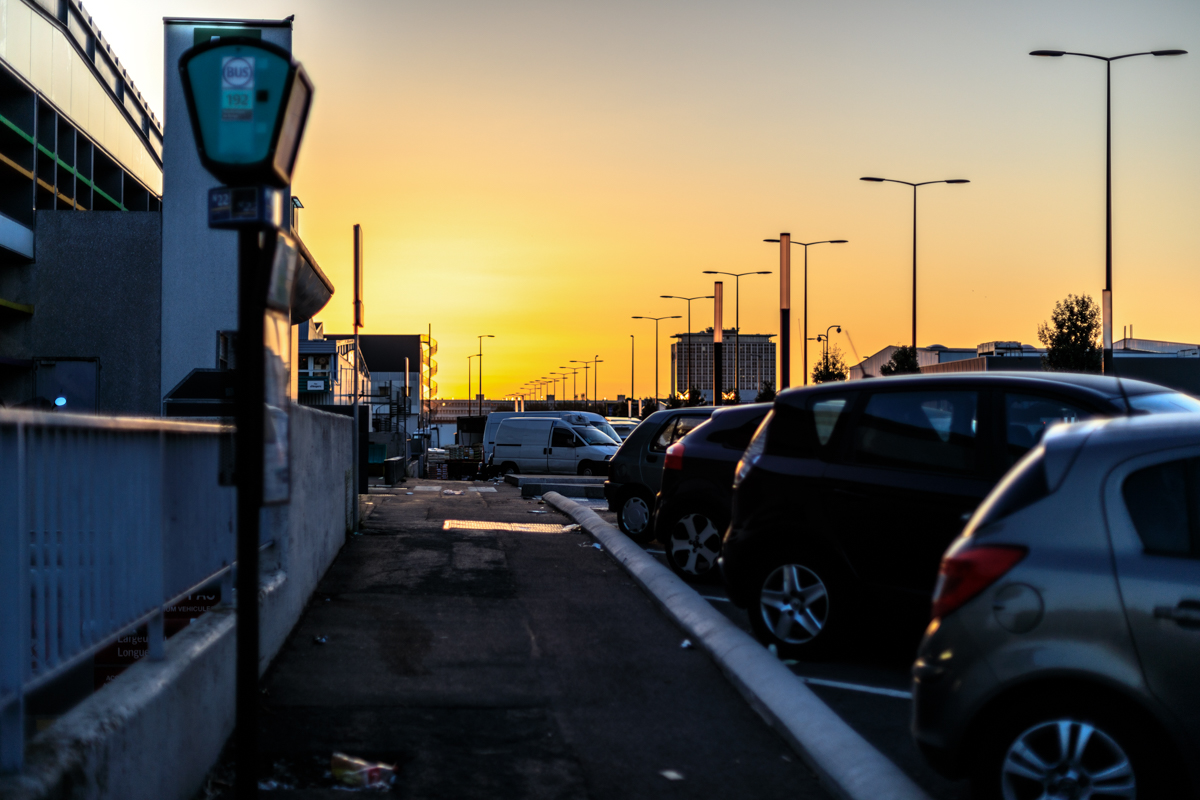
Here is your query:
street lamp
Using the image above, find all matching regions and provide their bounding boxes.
[476,335,494,416]
[629,334,634,413]
[702,270,771,398]
[467,353,478,416]
[859,177,969,352]
[632,315,681,408]
[661,294,713,403]
[559,366,579,405]
[811,325,841,381]
[1031,47,1186,374]
[570,358,603,410]
[593,356,604,413]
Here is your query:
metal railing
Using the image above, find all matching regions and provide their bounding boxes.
[0,409,237,772]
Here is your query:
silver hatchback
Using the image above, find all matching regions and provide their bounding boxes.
[912,413,1200,799]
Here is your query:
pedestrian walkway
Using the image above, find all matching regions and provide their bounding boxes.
[198,480,829,799]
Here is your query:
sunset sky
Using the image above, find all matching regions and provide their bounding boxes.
[87,0,1200,400]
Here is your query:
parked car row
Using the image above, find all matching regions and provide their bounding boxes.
[601,372,1200,796]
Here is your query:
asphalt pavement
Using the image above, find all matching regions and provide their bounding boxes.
[196,479,830,799]
[579,498,971,800]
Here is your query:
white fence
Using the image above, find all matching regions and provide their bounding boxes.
[0,410,237,772]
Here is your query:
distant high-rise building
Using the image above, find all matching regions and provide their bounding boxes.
[671,329,776,403]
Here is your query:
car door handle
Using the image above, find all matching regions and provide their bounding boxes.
[1153,601,1200,628]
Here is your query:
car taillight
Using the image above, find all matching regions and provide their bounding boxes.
[664,442,685,471]
[931,546,1027,621]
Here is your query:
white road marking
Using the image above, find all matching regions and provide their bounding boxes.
[699,595,732,603]
[469,487,498,492]
[800,677,912,700]
[414,486,443,491]
[442,520,564,534]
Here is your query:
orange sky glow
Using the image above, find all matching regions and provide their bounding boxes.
[87,0,1200,400]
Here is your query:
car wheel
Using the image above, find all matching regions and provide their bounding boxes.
[578,461,595,476]
[499,462,519,475]
[664,506,726,583]
[971,698,1176,800]
[748,554,851,659]
[617,491,654,542]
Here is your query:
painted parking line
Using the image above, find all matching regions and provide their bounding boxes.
[468,487,498,492]
[699,595,732,603]
[414,486,443,491]
[799,677,912,700]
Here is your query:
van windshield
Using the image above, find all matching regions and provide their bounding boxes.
[574,426,618,445]
[587,420,621,441]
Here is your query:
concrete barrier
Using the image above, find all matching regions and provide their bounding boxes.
[0,405,353,800]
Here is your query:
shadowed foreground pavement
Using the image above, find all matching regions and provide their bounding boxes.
[198,479,828,799]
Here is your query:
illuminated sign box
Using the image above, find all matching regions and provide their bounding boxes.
[178,38,313,188]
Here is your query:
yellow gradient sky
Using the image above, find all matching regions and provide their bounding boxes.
[87,0,1200,400]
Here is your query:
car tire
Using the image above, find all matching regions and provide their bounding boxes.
[499,462,519,475]
[747,552,854,660]
[969,694,1181,800]
[617,490,655,542]
[578,461,595,476]
[661,502,726,583]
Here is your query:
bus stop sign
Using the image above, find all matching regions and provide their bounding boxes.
[179,38,313,188]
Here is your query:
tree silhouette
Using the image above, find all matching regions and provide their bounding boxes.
[812,345,849,383]
[754,382,776,403]
[1038,293,1102,373]
[880,345,920,376]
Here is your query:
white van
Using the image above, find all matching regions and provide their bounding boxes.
[483,411,619,464]
[491,416,620,475]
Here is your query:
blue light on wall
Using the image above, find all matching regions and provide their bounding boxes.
[54,396,67,407]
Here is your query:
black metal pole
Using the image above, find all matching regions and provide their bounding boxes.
[1104,59,1113,375]
[802,246,808,386]
[912,184,918,352]
[234,228,265,800]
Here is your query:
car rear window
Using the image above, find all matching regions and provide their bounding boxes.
[1123,458,1200,557]
[852,390,979,475]
[651,414,707,452]
[708,413,770,451]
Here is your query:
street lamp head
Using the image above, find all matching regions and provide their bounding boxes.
[860,177,886,182]
[660,295,675,299]
[763,238,781,243]
[702,271,717,274]
[631,316,644,319]
[836,326,842,333]
[830,241,848,245]
[945,179,970,184]
[755,271,773,274]
[481,334,494,338]
[1030,50,1066,57]
[1153,49,1188,56]
[669,315,681,319]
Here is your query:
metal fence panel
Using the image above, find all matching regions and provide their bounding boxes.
[0,410,233,772]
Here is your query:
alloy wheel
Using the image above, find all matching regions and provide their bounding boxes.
[758,564,829,645]
[1001,719,1135,800]
[669,513,722,576]
[621,496,650,535]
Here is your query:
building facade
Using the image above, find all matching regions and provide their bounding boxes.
[671,329,775,402]
[0,0,166,411]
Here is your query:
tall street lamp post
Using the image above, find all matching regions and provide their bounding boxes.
[476,335,494,416]
[467,354,478,416]
[570,361,592,408]
[559,366,579,404]
[859,177,969,352]
[757,241,846,387]
[1031,47,1186,373]
[702,270,771,398]
[661,294,713,403]
[629,334,634,413]
[632,315,681,408]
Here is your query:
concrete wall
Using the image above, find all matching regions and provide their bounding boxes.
[160,19,292,406]
[0,403,353,800]
[0,211,162,414]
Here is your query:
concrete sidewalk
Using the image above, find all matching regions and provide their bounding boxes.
[197,479,830,799]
